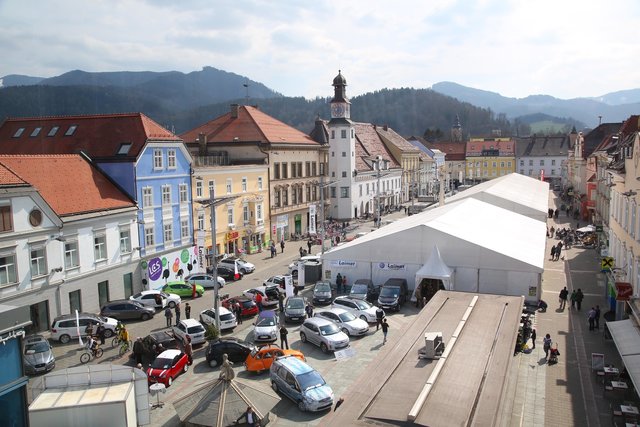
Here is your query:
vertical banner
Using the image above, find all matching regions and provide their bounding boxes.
[285,275,294,298]
[309,204,316,234]
[197,230,206,273]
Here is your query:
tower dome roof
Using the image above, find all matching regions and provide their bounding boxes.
[333,70,347,86]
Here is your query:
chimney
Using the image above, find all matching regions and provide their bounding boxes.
[231,104,239,118]
[197,133,207,156]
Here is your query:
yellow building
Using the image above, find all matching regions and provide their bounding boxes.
[465,138,515,182]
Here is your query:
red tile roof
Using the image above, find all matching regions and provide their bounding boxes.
[353,123,401,171]
[0,113,180,159]
[376,126,420,152]
[180,105,319,145]
[0,163,28,186]
[0,155,135,216]
[426,142,466,161]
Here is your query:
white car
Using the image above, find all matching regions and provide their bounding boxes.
[199,307,237,331]
[173,319,206,345]
[253,310,279,343]
[288,255,321,277]
[314,308,369,337]
[185,273,225,289]
[243,286,280,307]
[219,256,255,274]
[331,296,382,323]
[130,290,181,309]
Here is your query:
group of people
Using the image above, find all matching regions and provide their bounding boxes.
[163,302,192,327]
[335,273,348,294]
[550,242,564,261]
[587,305,601,331]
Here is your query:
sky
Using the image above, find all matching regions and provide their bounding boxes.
[1,0,638,100]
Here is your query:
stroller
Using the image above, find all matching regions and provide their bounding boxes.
[548,344,560,365]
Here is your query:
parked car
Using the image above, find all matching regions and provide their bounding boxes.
[253,310,279,343]
[100,300,155,321]
[245,344,305,374]
[312,281,333,305]
[23,335,55,375]
[199,307,237,331]
[215,265,243,281]
[206,337,255,368]
[314,308,369,337]
[288,255,321,277]
[219,256,255,274]
[377,278,408,311]
[221,296,258,317]
[130,289,181,309]
[141,330,179,361]
[173,319,206,345]
[263,275,292,291]
[243,286,280,308]
[270,355,334,411]
[50,313,117,344]
[283,296,306,323]
[162,281,204,298]
[349,279,379,302]
[185,273,225,289]
[299,317,349,353]
[331,296,381,323]
[146,349,189,386]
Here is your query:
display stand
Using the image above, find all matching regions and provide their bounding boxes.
[149,382,166,409]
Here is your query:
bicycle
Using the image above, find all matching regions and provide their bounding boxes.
[118,339,132,357]
[80,343,104,364]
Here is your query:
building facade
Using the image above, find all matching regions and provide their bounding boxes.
[465,137,515,182]
[515,134,571,185]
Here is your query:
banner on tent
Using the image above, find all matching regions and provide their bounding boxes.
[376,262,406,271]
[330,260,357,268]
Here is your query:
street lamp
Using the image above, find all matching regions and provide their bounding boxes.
[371,156,389,228]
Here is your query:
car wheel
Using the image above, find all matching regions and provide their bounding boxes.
[209,359,219,368]
[320,342,329,353]
[240,268,247,274]
[167,377,173,387]
[360,315,368,322]
[59,334,71,344]
[103,329,114,338]
[298,400,307,411]
[183,363,189,373]
[141,313,151,321]
[271,381,278,393]
[300,332,307,343]
[168,301,176,308]
[342,328,350,336]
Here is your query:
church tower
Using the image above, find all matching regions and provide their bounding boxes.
[328,70,356,220]
[451,114,463,142]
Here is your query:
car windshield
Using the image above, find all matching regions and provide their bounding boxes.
[150,357,173,369]
[132,292,142,298]
[319,323,340,336]
[297,370,326,391]
[187,325,205,334]
[315,283,331,292]
[160,292,171,298]
[220,313,235,321]
[242,300,255,308]
[380,287,399,298]
[25,342,49,353]
[351,284,368,294]
[287,299,304,309]
[256,317,276,327]
[338,312,357,322]
[353,299,372,310]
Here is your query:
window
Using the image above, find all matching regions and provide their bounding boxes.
[551,159,556,166]
[520,160,524,166]
[305,162,311,176]
[283,189,288,206]
[342,171,347,178]
[507,161,512,168]
[154,149,163,169]
[69,290,81,313]
[179,184,188,203]
[242,177,247,192]
[292,164,297,178]
[142,187,153,208]
[312,186,317,200]
[492,162,496,168]
[181,219,189,239]
[197,212,205,230]
[282,163,288,179]
[330,187,336,198]
[30,127,42,137]
[319,163,325,175]
[208,180,215,198]
[117,143,131,155]
[257,204,263,221]
[274,163,280,179]
[47,126,59,137]
[30,246,47,277]
[274,191,280,207]
[144,227,155,247]
[351,129,355,138]
[0,253,16,285]
[258,177,263,190]
[167,149,176,169]
[312,162,317,176]
[297,162,303,177]
[341,130,347,138]
[341,187,349,198]
[528,159,533,166]
[196,181,203,198]
[164,223,173,243]
[64,125,77,136]
[94,233,107,261]
[331,130,335,139]
[120,228,131,253]
[551,169,556,175]
[306,185,311,201]
[540,160,545,166]
[342,152,346,157]
[162,185,171,205]
[0,205,12,232]
[243,205,249,224]
[292,188,298,204]
[98,281,109,308]
[12,128,24,138]
[64,241,79,269]
[227,207,234,224]
[226,178,232,194]
[500,162,505,168]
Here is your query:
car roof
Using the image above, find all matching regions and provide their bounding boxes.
[166,281,187,286]
[24,335,47,344]
[304,316,333,326]
[139,289,161,295]
[228,295,251,302]
[180,319,203,327]
[317,307,347,316]
[275,355,314,374]
[204,306,231,315]
[257,310,278,319]
[54,312,99,321]
[287,296,305,302]
[158,349,181,359]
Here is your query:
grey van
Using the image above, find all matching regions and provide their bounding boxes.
[377,278,408,311]
[270,355,334,411]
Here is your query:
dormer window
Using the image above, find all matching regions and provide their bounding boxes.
[13,128,24,138]
[30,127,42,137]
[117,143,132,155]
[47,126,59,137]
[64,125,77,136]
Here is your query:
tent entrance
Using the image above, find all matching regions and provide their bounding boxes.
[417,278,445,307]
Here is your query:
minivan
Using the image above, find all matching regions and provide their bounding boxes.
[299,317,349,353]
[349,279,379,302]
[270,355,334,411]
[377,278,408,311]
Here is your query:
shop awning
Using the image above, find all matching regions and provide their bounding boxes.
[606,319,640,391]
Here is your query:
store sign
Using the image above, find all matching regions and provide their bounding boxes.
[601,257,614,272]
[615,282,633,301]
[330,260,356,268]
[227,231,239,240]
[376,262,406,271]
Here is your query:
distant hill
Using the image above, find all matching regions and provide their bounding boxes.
[431,81,640,128]
[0,74,45,87]
[514,113,586,135]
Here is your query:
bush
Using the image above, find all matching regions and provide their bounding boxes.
[205,323,220,341]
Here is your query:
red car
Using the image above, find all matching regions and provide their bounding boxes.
[146,349,189,387]
[222,296,258,317]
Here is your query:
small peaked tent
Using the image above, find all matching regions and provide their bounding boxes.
[412,245,454,302]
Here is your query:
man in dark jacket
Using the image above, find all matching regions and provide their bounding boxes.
[133,337,144,365]
[280,325,289,349]
[376,307,384,331]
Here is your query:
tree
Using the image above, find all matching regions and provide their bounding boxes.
[423,127,444,142]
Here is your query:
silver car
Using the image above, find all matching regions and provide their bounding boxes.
[23,335,55,375]
[314,308,369,337]
[299,317,349,353]
[331,296,382,323]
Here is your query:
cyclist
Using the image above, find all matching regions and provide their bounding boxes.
[86,336,99,356]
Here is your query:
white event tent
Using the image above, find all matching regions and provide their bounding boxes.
[322,197,546,302]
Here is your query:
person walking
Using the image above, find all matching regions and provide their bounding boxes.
[278,292,285,313]
[270,242,276,258]
[175,303,181,325]
[543,334,552,360]
[307,239,312,254]
[279,325,289,350]
[555,242,564,261]
[570,290,577,309]
[550,226,555,238]
[595,305,601,329]
[381,318,389,345]
[185,302,191,319]
[299,246,304,257]
[305,303,314,318]
[280,239,285,254]
[164,306,173,328]
[235,302,243,324]
[96,323,106,345]
[530,329,536,350]
[184,336,193,365]
[255,292,263,312]
[336,273,343,294]
[588,307,597,331]
[575,288,584,311]
[376,307,384,331]
[133,337,143,365]
[234,407,257,427]
[550,245,557,261]
[559,287,568,310]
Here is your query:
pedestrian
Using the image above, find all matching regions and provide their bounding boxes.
[299,246,304,257]
[305,303,314,318]
[184,302,191,319]
[559,287,568,310]
[546,227,549,238]
[570,290,577,309]
[255,292,263,312]
[96,323,106,345]
[234,407,257,427]
[280,325,289,349]
[175,303,181,325]
[555,242,564,261]
[235,302,243,324]
[530,329,536,350]
[548,208,553,218]
[381,318,389,344]
[575,288,584,311]
[133,337,143,365]
[554,209,559,219]
[336,273,343,294]
[164,306,173,327]
[270,242,276,258]
[307,239,313,254]
[550,245,557,261]
[550,226,555,238]
[376,307,384,331]
[278,292,285,313]
[587,307,596,331]
[184,336,193,365]
[543,334,552,360]
[595,305,601,329]
[191,283,197,299]
[280,239,285,253]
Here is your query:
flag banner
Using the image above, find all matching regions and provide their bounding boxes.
[309,204,316,234]
[76,310,84,346]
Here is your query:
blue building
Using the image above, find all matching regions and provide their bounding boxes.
[0,113,195,290]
